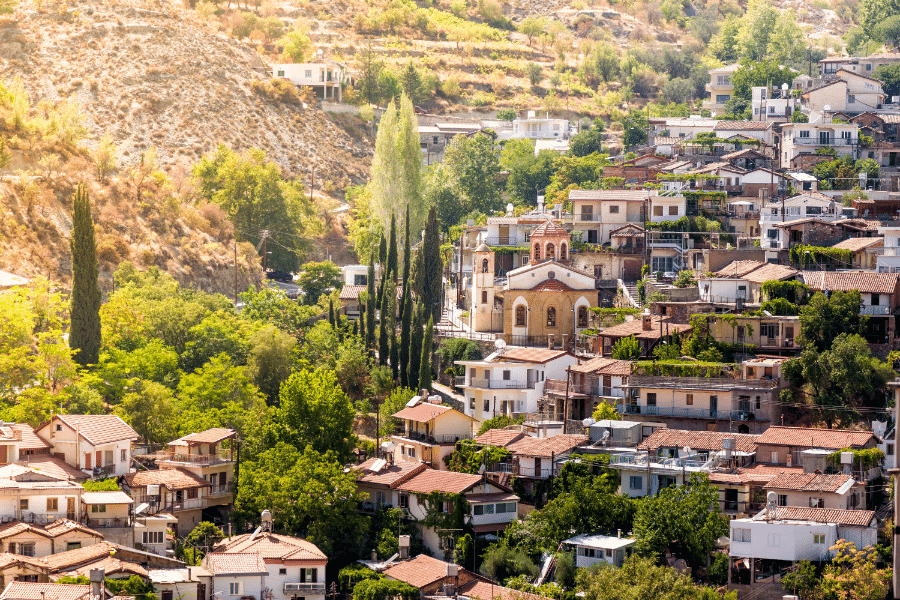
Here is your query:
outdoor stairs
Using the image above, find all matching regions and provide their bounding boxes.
[622,280,642,308]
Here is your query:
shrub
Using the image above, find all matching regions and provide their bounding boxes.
[250,79,303,105]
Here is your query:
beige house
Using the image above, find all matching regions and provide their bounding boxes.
[35,415,139,478]
[763,473,865,511]
[703,63,741,115]
[830,236,883,269]
[567,189,647,245]
[149,567,213,600]
[801,70,886,114]
[123,469,211,536]
[390,399,476,470]
[81,491,133,547]
[779,120,860,169]
[0,466,85,524]
[754,427,878,469]
[156,428,236,515]
[0,554,49,589]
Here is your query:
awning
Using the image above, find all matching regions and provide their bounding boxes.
[472,523,510,534]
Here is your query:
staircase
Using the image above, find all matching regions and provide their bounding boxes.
[621,280,643,308]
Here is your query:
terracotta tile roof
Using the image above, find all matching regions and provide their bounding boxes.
[11,425,49,452]
[721,149,767,160]
[170,428,236,445]
[205,552,268,575]
[0,553,47,571]
[0,523,52,541]
[466,492,519,502]
[730,463,805,484]
[835,219,883,231]
[383,555,481,589]
[81,491,134,505]
[756,426,876,449]
[392,403,454,423]
[638,429,758,454]
[51,415,140,445]
[38,542,118,571]
[756,506,875,527]
[715,260,767,278]
[474,430,525,448]
[567,189,649,202]
[71,556,148,578]
[610,224,646,237]
[530,221,569,239]
[529,279,573,292]
[353,458,428,488]
[599,316,691,340]
[212,532,327,562]
[43,520,104,540]
[506,435,588,458]
[395,470,485,495]
[772,217,836,228]
[124,468,210,490]
[16,456,87,482]
[802,271,900,294]
[496,348,571,364]
[570,357,633,376]
[831,237,883,252]
[763,472,855,493]
[688,161,747,175]
[714,121,772,131]
[339,285,365,301]
[742,263,799,284]
[459,579,551,600]
[0,582,90,600]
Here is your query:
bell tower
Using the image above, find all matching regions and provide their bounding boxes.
[471,243,498,332]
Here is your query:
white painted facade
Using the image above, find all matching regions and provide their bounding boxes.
[35,417,135,478]
[510,117,570,140]
[759,194,853,249]
[563,533,636,568]
[649,195,686,222]
[271,60,350,101]
[698,277,752,303]
[779,121,859,169]
[876,227,900,273]
[730,512,877,562]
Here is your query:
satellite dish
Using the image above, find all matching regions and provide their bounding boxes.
[506,203,514,214]
[494,339,506,350]
[582,418,596,427]
[478,464,487,474]
[380,441,396,453]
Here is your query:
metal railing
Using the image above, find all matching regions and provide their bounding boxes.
[284,583,326,594]
[208,483,233,496]
[483,236,526,246]
[468,378,534,390]
[615,404,767,421]
[156,453,233,466]
[609,453,710,469]
[575,213,603,222]
[792,136,857,146]
[861,305,891,315]
[172,498,204,511]
[394,430,472,444]
[85,517,132,528]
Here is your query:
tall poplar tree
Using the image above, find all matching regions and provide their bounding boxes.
[69,183,101,367]
[387,214,398,283]
[408,300,424,391]
[419,315,434,393]
[366,252,376,350]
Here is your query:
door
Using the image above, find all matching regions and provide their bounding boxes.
[623,260,643,280]
[95,451,102,469]
[534,457,542,477]
[84,453,91,469]
[66,497,75,520]
[499,225,510,245]
[197,583,206,600]
[587,229,598,244]
[725,488,738,511]
[709,395,718,418]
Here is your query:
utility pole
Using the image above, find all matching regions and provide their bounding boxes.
[891,380,900,599]
[261,230,269,273]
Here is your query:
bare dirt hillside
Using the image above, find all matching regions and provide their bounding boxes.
[0,0,373,186]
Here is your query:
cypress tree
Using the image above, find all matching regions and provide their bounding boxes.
[399,205,411,322]
[69,183,101,367]
[399,289,412,388]
[408,300,424,391]
[352,318,359,337]
[387,214,398,283]
[378,283,389,366]
[328,299,335,327]
[366,252,376,349]
[389,297,399,381]
[419,315,434,393]
[421,205,442,323]
[376,232,387,308]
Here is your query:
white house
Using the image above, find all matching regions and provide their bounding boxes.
[779,120,859,169]
[567,189,647,245]
[650,115,721,139]
[751,86,795,121]
[563,533,636,568]
[456,347,578,422]
[759,193,853,249]
[203,553,268,600]
[507,114,570,140]
[800,70,886,115]
[877,225,900,273]
[271,58,351,101]
[698,260,799,304]
[389,397,476,470]
[702,64,741,115]
[148,567,213,600]
[648,193,687,222]
[35,415,139,478]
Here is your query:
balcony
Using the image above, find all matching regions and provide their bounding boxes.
[172,498,203,511]
[284,583,326,594]
[84,517,133,528]
[792,136,858,146]
[393,430,472,444]
[615,404,766,421]
[208,483,233,496]
[467,378,534,390]
[576,213,603,222]
[156,453,233,466]
[861,305,891,315]
[483,236,526,246]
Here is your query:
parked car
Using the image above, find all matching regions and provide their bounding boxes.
[266,270,293,283]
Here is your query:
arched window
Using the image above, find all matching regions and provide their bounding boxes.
[577,306,588,328]
[481,290,488,304]
[482,258,489,273]
[516,305,527,326]
[546,307,556,327]
[533,243,541,261]
[560,243,567,260]
[546,243,555,260]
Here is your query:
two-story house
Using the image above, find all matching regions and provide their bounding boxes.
[123,469,210,536]
[802,271,900,346]
[702,64,740,115]
[271,58,351,101]
[779,120,860,169]
[203,553,268,600]
[354,458,428,513]
[212,529,328,600]
[545,357,633,422]
[755,426,878,469]
[877,224,900,273]
[801,70,886,115]
[830,236,883,269]
[509,115,569,140]
[699,260,799,305]
[35,415,139,478]
[563,533,636,568]
[480,434,587,484]
[390,398,475,469]
[455,347,577,422]
[759,192,855,249]
[568,189,648,245]
[763,472,865,511]
[156,429,236,515]
[0,466,84,524]
[0,519,103,558]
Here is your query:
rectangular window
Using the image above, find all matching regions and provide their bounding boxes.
[733,528,751,543]
[668,206,678,215]
[810,497,824,508]
[686,394,693,406]
[716,94,731,103]
[848,95,856,103]
[46,498,58,512]
[799,130,810,138]
[305,70,312,78]
[229,582,241,596]
[871,293,880,306]
[17,543,35,557]
[484,399,490,412]
[653,206,663,216]
[408,447,416,458]
[609,205,620,214]
[470,398,475,410]
[767,534,781,547]
[399,494,409,509]
[814,534,826,544]
[484,504,495,515]
[646,393,657,406]
[91,504,106,513]
[503,370,511,381]
[143,531,164,545]
[19,499,27,511]
[778,494,787,507]
[629,476,643,490]
[474,505,484,516]
[162,592,174,600]
[67,542,81,551]
[771,452,780,464]
[121,449,127,462]
[279,568,287,575]
[187,488,198,499]
[276,70,284,77]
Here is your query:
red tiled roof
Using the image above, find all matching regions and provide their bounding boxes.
[212,532,327,562]
[392,403,454,423]
[529,279,573,292]
[16,456,87,481]
[46,415,140,445]
[763,472,855,493]
[0,523,52,541]
[205,553,268,575]
[715,260,767,278]
[353,458,428,488]
[38,542,118,571]
[506,435,587,458]
[530,220,569,239]
[395,470,485,495]
[742,263,798,284]
[801,271,900,294]
[171,428,235,445]
[835,219,883,231]
[124,468,210,490]
[599,316,691,340]
[474,430,525,448]
[831,238,883,253]
[339,285,365,301]
[714,121,772,131]
[0,582,90,600]
[43,519,104,540]
[756,426,876,449]
[0,553,47,571]
[11,425,49,452]
[459,579,551,600]
[498,348,571,364]
[638,429,758,454]
[570,357,632,376]
[567,189,649,202]
[759,506,875,527]
[72,556,148,579]
[383,555,482,589]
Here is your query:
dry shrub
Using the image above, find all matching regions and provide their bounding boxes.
[139,248,156,266]
[250,78,303,106]
[198,201,231,238]
[97,234,130,263]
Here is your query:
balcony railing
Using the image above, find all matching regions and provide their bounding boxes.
[468,378,534,390]
[156,453,233,466]
[576,213,603,222]
[172,498,204,511]
[84,517,133,528]
[208,483,233,496]
[394,430,472,444]
[861,305,891,315]
[284,583,326,594]
[615,404,767,421]
[483,236,526,246]
[792,136,858,146]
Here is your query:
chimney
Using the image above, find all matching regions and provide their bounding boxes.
[399,535,411,559]
[617,529,622,539]
[642,313,652,331]
[89,568,104,598]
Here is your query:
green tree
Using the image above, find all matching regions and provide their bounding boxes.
[479,543,539,582]
[798,290,866,351]
[438,338,483,377]
[577,554,736,600]
[442,133,502,214]
[355,43,385,105]
[425,164,465,229]
[874,63,900,97]
[400,63,424,104]
[496,108,516,121]
[269,369,358,462]
[620,113,648,149]
[819,540,890,600]
[408,300,424,390]
[611,336,641,359]
[519,16,545,45]
[591,402,621,421]
[185,522,225,556]
[477,414,522,435]
[709,15,741,62]
[116,379,178,443]
[298,261,342,306]
[736,0,780,61]
[859,0,900,43]
[418,206,443,323]
[569,119,605,157]
[731,60,797,103]
[70,183,101,367]
[399,208,412,387]
[234,442,367,559]
[632,473,729,570]
[527,62,544,86]
[780,560,821,598]
[418,316,434,392]
[366,252,376,350]
[279,29,313,62]
[247,324,297,403]
[500,139,556,204]
[768,11,806,67]
[378,282,390,367]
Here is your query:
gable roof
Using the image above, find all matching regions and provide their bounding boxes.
[124,468,210,490]
[205,552,268,576]
[638,429,758,454]
[830,237,883,252]
[339,285,365,301]
[38,542,119,571]
[383,555,485,590]
[756,426,876,449]
[610,223,646,237]
[70,555,148,579]
[15,456,87,481]
[713,121,772,131]
[707,463,805,485]
[715,260,767,278]
[212,532,327,562]
[801,271,900,294]
[567,189,649,202]
[43,520,104,540]
[474,429,526,447]
[763,472,856,493]
[506,434,588,458]
[497,348,571,364]
[598,316,691,340]
[0,522,52,541]
[721,148,768,160]
[11,425,49,452]
[43,415,140,445]
[395,470,493,495]
[458,579,551,600]
[570,357,632,376]
[530,220,569,239]
[170,428,235,446]
[392,403,455,423]
[753,506,875,527]
[742,263,799,284]
[0,583,90,600]
[529,279,574,293]
[353,458,428,488]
